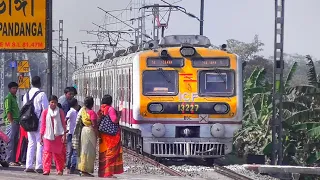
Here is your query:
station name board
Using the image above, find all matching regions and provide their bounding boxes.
[0,0,47,51]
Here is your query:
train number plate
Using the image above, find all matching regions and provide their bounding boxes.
[177,103,199,113]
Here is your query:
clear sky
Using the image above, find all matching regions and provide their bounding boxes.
[52,0,320,61]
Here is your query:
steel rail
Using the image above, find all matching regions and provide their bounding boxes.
[123,147,185,177]
[214,165,253,180]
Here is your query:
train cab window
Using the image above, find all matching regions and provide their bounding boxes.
[198,70,235,96]
[143,70,178,96]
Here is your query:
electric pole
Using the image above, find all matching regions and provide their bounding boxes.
[141,0,146,45]
[74,46,77,70]
[82,52,85,65]
[65,38,69,87]
[272,0,285,165]
[200,0,204,35]
[58,20,64,95]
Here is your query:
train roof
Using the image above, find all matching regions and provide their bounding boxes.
[73,35,239,76]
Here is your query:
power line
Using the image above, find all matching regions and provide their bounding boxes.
[98,6,153,40]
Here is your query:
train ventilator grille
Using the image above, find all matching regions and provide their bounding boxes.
[150,142,225,157]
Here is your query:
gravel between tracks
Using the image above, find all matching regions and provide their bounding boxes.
[170,165,214,179]
[122,152,172,176]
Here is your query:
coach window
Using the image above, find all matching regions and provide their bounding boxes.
[94,76,96,98]
[142,70,178,96]
[107,74,111,94]
[198,70,235,97]
[96,76,98,98]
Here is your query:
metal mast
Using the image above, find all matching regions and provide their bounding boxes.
[65,38,69,87]
[58,20,64,95]
[141,0,146,45]
[271,0,285,165]
[0,54,4,110]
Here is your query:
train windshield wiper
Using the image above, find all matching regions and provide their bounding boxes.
[158,68,171,83]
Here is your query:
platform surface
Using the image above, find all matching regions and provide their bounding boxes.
[0,166,206,180]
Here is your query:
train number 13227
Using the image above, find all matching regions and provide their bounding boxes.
[177,103,199,112]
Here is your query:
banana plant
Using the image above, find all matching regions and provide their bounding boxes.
[235,61,298,157]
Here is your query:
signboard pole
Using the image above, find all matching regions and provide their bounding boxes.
[11,53,14,82]
[47,0,53,96]
[0,54,4,110]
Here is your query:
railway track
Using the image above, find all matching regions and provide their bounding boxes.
[123,147,255,180]
[214,165,253,180]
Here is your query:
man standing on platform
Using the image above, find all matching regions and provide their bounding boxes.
[58,87,77,115]
[23,76,49,173]
[3,82,20,166]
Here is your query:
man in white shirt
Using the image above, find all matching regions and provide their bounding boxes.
[22,76,49,173]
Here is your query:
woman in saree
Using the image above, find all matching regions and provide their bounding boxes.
[73,96,98,177]
[40,95,66,175]
[97,95,123,178]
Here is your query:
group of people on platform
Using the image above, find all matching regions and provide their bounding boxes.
[1,75,123,178]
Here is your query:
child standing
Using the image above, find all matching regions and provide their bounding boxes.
[65,98,78,174]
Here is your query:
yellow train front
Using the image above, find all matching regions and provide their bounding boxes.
[133,35,243,160]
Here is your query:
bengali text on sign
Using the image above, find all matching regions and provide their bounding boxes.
[0,0,47,50]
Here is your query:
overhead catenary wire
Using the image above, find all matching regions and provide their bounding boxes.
[98,6,153,40]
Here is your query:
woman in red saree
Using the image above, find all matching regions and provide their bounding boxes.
[40,95,66,175]
[97,95,123,178]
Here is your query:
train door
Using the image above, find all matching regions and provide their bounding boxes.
[119,69,123,112]
[124,68,128,125]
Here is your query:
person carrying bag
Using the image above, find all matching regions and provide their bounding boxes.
[97,95,123,178]
[98,106,119,136]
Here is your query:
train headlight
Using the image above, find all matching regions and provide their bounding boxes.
[213,103,229,113]
[160,49,169,59]
[152,123,166,137]
[148,103,163,113]
[210,123,225,137]
[180,46,196,57]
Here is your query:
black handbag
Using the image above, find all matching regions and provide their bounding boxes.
[98,110,119,136]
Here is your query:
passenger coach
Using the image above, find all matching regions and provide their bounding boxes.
[72,35,243,161]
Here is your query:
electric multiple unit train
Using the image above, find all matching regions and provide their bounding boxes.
[72,35,243,161]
